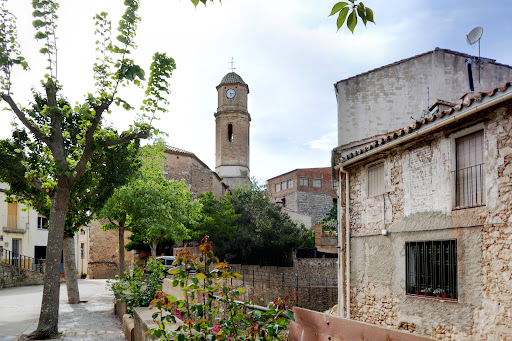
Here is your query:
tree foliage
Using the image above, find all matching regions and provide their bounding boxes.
[330,1,375,33]
[227,181,312,266]
[99,141,202,259]
[188,191,239,248]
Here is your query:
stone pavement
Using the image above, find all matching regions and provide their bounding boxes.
[0,279,125,341]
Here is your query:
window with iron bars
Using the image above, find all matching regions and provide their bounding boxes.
[454,130,485,209]
[405,240,457,300]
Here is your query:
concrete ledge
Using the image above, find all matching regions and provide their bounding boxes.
[123,314,135,341]
[133,307,183,341]
[115,293,128,319]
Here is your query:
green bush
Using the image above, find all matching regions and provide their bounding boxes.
[109,258,164,316]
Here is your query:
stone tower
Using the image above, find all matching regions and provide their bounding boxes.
[215,72,251,188]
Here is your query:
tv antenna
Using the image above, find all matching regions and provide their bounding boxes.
[466,26,483,83]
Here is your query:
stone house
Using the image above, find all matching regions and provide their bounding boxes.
[332,82,512,339]
[267,167,337,226]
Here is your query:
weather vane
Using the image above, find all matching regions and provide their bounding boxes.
[229,57,236,72]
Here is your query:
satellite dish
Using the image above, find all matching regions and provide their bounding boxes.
[466,26,483,45]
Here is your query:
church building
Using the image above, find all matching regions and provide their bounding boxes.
[87,71,251,278]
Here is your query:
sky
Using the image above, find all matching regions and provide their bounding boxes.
[2,0,512,182]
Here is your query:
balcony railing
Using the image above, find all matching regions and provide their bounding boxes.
[453,163,485,209]
[1,248,44,272]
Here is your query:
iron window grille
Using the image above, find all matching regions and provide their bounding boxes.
[405,240,457,300]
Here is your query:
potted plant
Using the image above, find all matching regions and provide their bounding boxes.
[423,287,432,297]
[81,273,87,279]
[433,288,444,298]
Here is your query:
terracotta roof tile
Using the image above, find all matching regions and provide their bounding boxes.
[339,81,512,163]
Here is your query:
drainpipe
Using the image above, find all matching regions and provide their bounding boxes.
[337,170,344,317]
[340,166,350,319]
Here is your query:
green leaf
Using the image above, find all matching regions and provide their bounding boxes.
[153,329,162,338]
[35,32,47,39]
[347,9,357,33]
[336,7,349,30]
[283,310,295,321]
[366,7,374,23]
[191,0,199,6]
[357,3,367,26]
[40,48,49,54]
[329,2,348,16]
[195,273,206,281]
[32,19,46,28]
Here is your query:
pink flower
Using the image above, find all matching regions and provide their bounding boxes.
[212,325,222,335]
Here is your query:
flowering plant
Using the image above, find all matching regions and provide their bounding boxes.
[148,236,294,340]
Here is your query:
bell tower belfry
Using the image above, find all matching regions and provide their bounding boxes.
[215,72,251,188]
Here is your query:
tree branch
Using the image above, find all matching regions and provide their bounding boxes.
[1,94,50,144]
[102,131,150,148]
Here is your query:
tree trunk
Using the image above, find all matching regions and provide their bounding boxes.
[63,233,80,304]
[150,239,158,259]
[118,225,125,279]
[27,184,71,339]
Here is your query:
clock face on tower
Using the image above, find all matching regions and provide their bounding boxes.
[226,88,236,99]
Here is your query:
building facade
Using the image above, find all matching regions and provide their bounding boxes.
[335,48,512,155]
[267,168,337,226]
[333,83,512,340]
[0,183,48,266]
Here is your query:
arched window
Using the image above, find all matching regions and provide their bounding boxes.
[228,124,233,143]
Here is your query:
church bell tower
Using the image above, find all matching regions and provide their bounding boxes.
[215,72,251,188]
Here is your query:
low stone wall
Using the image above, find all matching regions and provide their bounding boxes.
[0,261,45,288]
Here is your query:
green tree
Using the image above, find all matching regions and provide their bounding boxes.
[0,95,141,302]
[99,141,202,262]
[189,191,239,251]
[228,181,310,266]
[0,0,175,338]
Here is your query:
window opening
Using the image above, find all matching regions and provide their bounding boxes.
[454,130,485,208]
[228,124,234,143]
[313,178,321,188]
[405,240,457,300]
[300,177,309,187]
[368,163,385,197]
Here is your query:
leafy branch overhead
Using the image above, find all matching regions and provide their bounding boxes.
[330,1,374,33]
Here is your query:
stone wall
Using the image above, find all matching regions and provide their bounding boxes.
[229,261,337,312]
[88,219,134,279]
[0,261,44,288]
[340,102,512,339]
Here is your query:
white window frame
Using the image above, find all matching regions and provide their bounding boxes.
[300,176,308,187]
[313,178,322,188]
